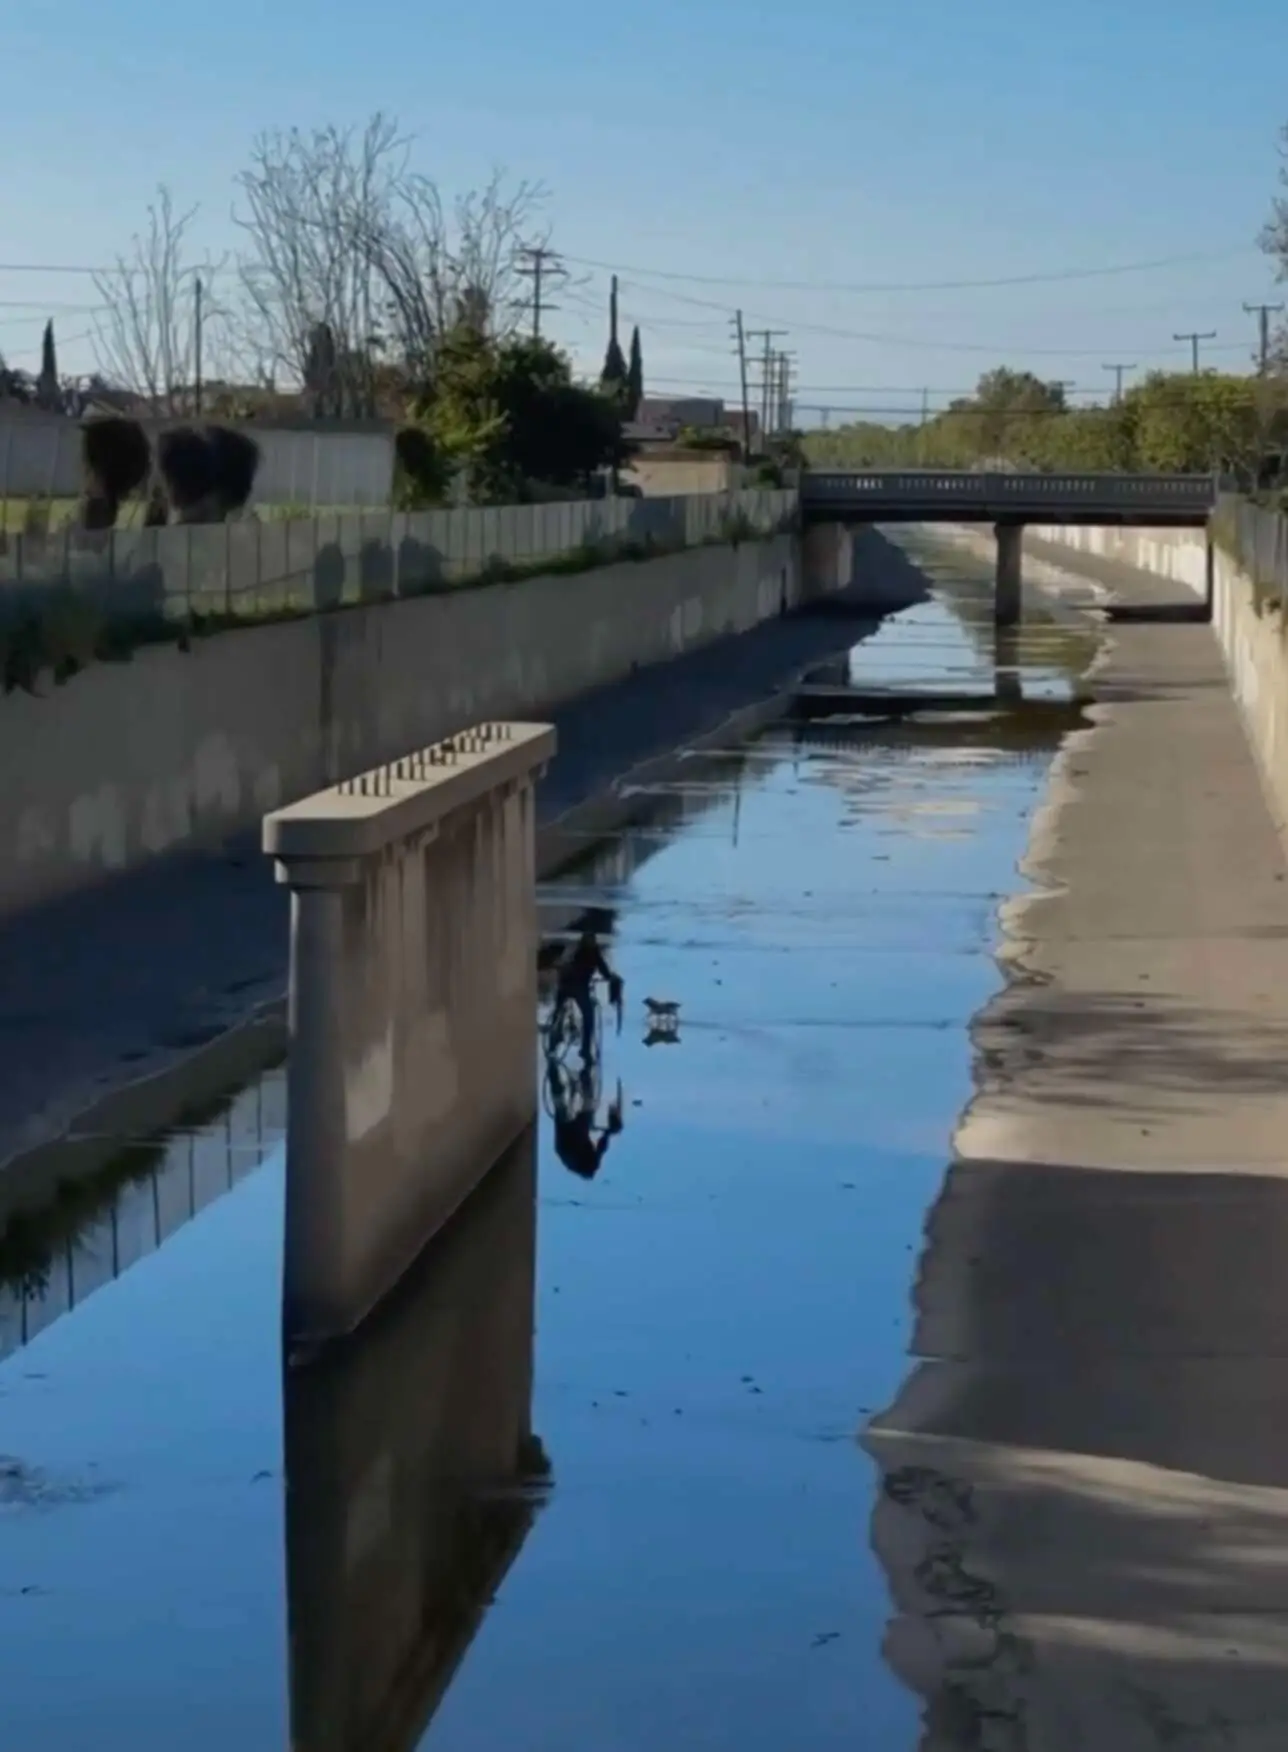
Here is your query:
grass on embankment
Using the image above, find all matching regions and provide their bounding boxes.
[0,497,368,534]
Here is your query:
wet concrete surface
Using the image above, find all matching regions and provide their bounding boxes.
[0,540,1094,1748]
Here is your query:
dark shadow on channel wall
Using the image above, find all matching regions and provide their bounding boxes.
[283,1125,548,1752]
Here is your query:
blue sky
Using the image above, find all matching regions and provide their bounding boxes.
[4,0,1286,420]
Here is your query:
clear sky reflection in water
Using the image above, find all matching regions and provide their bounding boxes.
[0,608,1071,1750]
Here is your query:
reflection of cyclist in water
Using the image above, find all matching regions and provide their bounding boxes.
[546,1062,624,1180]
[552,924,623,1060]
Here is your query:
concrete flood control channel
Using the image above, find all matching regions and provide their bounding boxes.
[0,537,1093,1748]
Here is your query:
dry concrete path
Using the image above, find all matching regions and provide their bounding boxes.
[870,549,1288,1747]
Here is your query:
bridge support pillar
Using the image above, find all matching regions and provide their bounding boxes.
[264,722,555,1352]
[801,520,854,603]
[994,521,1023,626]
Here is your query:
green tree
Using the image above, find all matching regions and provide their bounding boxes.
[1126,371,1267,475]
[408,327,627,502]
[600,276,628,401]
[802,363,1288,478]
[36,320,59,408]
[626,326,643,417]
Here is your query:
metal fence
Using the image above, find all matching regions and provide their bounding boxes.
[0,487,799,624]
[1215,493,1288,599]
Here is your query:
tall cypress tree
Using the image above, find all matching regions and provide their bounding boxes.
[36,319,59,407]
[626,326,643,418]
[600,275,628,398]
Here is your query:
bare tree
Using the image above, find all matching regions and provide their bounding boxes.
[233,115,402,418]
[92,187,222,414]
[1260,123,1288,374]
[370,167,550,379]
[233,112,550,409]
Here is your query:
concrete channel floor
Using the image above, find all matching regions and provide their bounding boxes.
[869,544,1288,1747]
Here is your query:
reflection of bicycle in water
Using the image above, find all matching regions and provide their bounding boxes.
[541,929,623,1064]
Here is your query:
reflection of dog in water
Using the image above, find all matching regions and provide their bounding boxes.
[644,997,681,1047]
[546,1060,624,1180]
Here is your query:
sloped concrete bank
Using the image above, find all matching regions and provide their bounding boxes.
[1029,522,1288,849]
[867,528,1288,1743]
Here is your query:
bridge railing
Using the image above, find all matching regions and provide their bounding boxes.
[803,470,1216,514]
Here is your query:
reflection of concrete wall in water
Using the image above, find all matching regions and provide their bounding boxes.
[266,724,552,1345]
[285,1128,538,1752]
[0,1067,286,1362]
[539,750,752,947]
[0,533,800,922]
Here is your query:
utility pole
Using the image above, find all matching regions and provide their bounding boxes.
[1102,362,1136,404]
[193,274,204,417]
[1244,302,1284,376]
[516,245,564,340]
[746,328,787,442]
[731,311,752,458]
[775,351,797,434]
[1174,330,1216,374]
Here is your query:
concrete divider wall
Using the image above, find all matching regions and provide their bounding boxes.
[266,725,551,1343]
[0,533,800,920]
[1029,523,1288,844]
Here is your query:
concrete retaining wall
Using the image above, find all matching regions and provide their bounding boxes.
[1,487,797,604]
[1029,523,1288,845]
[1026,523,1208,597]
[625,455,741,496]
[0,533,801,920]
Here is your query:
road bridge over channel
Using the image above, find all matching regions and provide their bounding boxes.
[801,469,1217,625]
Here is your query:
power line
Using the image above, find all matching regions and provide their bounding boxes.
[559,244,1254,295]
[1173,329,1217,373]
[0,259,230,279]
[609,276,1254,358]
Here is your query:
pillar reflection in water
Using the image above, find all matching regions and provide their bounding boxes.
[283,1124,544,1752]
[992,624,1022,705]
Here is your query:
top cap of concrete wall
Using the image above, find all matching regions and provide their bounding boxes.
[263,722,556,862]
